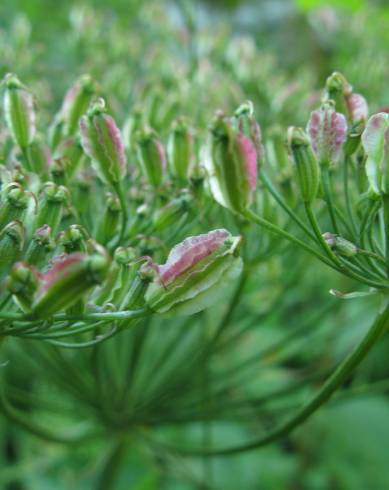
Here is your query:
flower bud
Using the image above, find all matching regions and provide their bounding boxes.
[32,252,109,318]
[95,193,121,245]
[288,127,319,204]
[307,101,347,166]
[34,182,69,233]
[361,113,389,195]
[205,111,257,213]
[24,224,55,266]
[144,229,243,316]
[79,98,127,187]
[53,138,84,179]
[3,73,36,149]
[0,221,24,280]
[27,134,51,177]
[0,183,30,229]
[6,262,38,312]
[60,75,95,137]
[58,224,88,253]
[135,127,166,187]
[152,194,191,231]
[122,106,143,152]
[345,93,368,124]
[167,118,194,181]
[324,72,352,116]
[322,232,357,257]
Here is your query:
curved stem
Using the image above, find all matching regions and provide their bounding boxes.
[164,301,389,456]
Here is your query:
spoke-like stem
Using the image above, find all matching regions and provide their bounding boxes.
[163,301,389,456]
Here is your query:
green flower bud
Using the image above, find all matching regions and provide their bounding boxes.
[95,193,121,245]
[135,127,166,187]
[152,194,191,231]
[167,118,194,181]
[3,73,36,150]
[24,224,55,266]
[58,224,88,253]
[27,134,51,177]
[0,183,31,229]
[6,262,38,312]
[60,75,95,137]
[322,232,357,257]
[287,127,319,204]
[34,182,69,234]
[122,106,143,152]
[32,252,109,318]
[79,98,127,187]
[50,157,70,186]
[0,221,25,280]
[144,229,243,317]
[205,111,257,214]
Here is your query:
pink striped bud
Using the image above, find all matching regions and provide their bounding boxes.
[307,101,347,166]
[345,93,368,124]
[145,229,242,316]
[80,98,127,186]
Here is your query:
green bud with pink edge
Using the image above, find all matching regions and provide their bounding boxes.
[34,182,69,234]
[288,126,319,204]
[167,118,194,181]
[307,101,347,166]
[361,113,389,195]
[6,262,38,312]
[60,75,95,137]
[144,229,243,317]
[135,127,166,187]
[205,110,258,214]
[0,182,31,229]
[0,221,25,280]
[79,98,127,187]
[3,73,36,150]
[32,252,109,318]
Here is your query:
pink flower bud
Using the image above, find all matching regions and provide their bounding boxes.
[345,93,368,123]
[307,102,347,165]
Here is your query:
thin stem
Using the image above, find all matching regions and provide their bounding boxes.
[97,439,127,490]
[114,181,129,244]
[321,166,339,234]
[163,301,389,456]
[343,156,359,236]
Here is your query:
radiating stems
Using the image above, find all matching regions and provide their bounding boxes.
[97,438,127,490]
[167,300,389,456]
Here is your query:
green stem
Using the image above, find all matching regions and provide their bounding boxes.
[114,181,129,244]
[166,301,389,456]
[321,166,339,234]
[343,156,359,236]
[97,439,127,490]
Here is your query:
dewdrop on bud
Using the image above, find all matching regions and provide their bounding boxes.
[135,127,166,187]
[167,118,194,181]
[144,229,243,316]
[205,111,257,213]
[60,75,95,137]
[6,262,38,312]
[32,252,109,318]
[79,98,127,187]
[361,113,389,195]
[3,73,36,150]
[307,101,347,166]
[288,127,319,204]
[323,232,357,257]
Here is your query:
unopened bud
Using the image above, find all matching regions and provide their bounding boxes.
[361,113,389,195]
[145,229,243,316]
[288,127,319,204]
[167,118,194,181]
[0,221,24,280]
[60,75,95,137]
[35,182,69,233]
[205,111,257,213]
[58,224,88,253]
[0,183,31,229]
[323,232,357,257]
[24,224,55,266]
[95,193,121,244]
[135,127,166,187]
[80,98,127,187]
[6,262,38,312]
[152,194,191,231]
[3,73,36,150]
[32,252,109,318]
